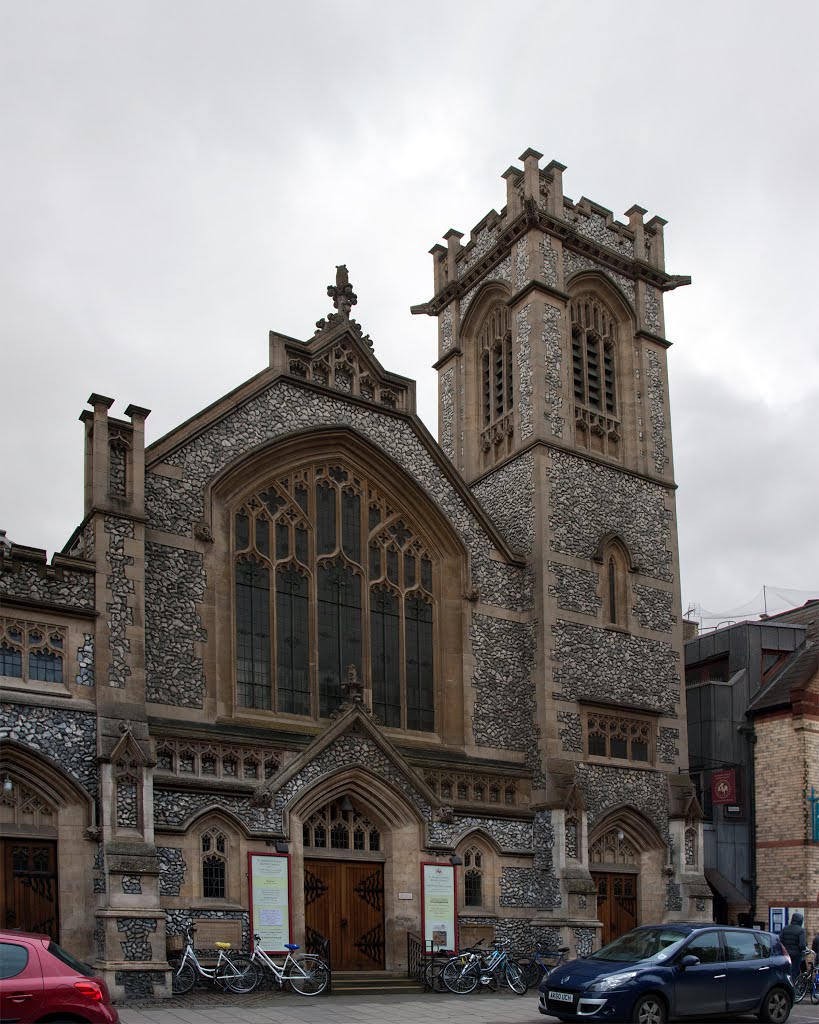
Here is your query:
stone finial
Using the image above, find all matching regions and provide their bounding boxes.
[328,265,357,319]
[313,267,373,350]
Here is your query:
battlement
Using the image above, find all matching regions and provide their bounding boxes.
[428,149,673,295]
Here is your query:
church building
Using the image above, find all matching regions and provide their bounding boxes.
[0,150,711,1000]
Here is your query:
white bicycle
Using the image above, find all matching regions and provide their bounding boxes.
[248,933,330,995]
[168,929,259,994]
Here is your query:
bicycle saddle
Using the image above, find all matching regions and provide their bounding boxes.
[215,941,231,949]
[285,943,300,950]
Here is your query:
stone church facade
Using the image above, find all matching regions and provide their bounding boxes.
[0,150,710,1000]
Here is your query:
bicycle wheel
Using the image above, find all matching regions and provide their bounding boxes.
[442,957,479,994]
[220,954,260,994]
[520,958,540,988]
[168,958,196,995]
[288,955,330,996]
[811,972,819,1004]
[505,960,529,995]
[794,971,808,1003]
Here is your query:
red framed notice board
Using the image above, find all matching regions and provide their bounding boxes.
[248,852,292,952]
[421,862,458,952]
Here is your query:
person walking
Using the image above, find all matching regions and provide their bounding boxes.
[780,912,807,983]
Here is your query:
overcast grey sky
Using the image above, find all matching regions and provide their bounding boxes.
[2,0,817,623]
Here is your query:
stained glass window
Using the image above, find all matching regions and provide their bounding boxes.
[233,462,436,730]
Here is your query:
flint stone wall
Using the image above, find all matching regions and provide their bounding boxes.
[145,542,207,707]
[472,451,535,557]
[548,450,674,583]
[552,620,679,712]
[470,614,540,776]
[632,584,675,633]
[0,704,97,794]
[0,559,95,609]
[549,561,601,615]
[577,763,670,841]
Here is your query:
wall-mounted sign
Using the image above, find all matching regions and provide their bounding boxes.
[711,769,737,805]
[248,853,292,952]
[421,862,457,952]
[398,892,413,900]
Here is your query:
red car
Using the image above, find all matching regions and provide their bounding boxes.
[0,930,119,1024]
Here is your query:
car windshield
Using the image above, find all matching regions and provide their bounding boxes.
[45,940,95,977]
[588,928,689,963]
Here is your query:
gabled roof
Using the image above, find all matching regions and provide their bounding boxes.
[748,640,818,714]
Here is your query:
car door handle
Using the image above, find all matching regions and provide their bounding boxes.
[713,974,726,979]
[758,966,770,971]
[10,992,34,1001]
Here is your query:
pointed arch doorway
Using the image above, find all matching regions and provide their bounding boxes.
[302,798,385,970]
[589,810,666,946]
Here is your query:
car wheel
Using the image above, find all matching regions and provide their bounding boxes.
[632,993,667,1024]
[757,986,791,1023]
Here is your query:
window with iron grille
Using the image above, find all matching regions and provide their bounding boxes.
[234,463,436,730]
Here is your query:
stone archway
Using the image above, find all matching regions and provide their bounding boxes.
[286,766,426,971]
[0,744,94,956]
[588,808,667,945]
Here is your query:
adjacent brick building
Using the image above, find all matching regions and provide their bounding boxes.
[0,150,710,1000]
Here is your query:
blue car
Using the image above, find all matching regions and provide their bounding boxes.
[538,924,793,1023]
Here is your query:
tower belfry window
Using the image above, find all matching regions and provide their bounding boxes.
[571,293,621,457]
[478,303,514,453]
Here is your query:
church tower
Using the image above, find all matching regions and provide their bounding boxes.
[415,150,707,939]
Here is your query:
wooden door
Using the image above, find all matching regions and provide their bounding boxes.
[592,871,636,947]
[304,859,384,970]
[1,840,59,939]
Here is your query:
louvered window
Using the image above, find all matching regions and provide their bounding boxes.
[479,304,513,429]
[571,297,617,415]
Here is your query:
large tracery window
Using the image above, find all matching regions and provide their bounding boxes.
[233,463,436,730]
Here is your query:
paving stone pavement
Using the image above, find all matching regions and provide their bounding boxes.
[117,988,543,1024]
[116,988,819,1024]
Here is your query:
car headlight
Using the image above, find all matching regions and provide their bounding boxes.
[587,971,639,992]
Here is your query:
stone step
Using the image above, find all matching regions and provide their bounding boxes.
[331,971,422,993]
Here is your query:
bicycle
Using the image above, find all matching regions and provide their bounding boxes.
[168,930,259,994]
[248,933,330,995]
[442,941,528,994]
[517,942,570,988]
[794,948,817,1004]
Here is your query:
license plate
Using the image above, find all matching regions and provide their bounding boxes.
[548,991,574,1003]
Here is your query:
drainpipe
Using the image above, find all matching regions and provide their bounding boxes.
[739,723,757,924]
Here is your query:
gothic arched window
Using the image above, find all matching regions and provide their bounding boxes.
[571,294,620,457]
[479,303,513,445]
[233,463,436,731]
[463,846,484,907]
[201,828,227,899]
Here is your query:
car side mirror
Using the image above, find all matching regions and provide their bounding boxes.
[678,955,700,971]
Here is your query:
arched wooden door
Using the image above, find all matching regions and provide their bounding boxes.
[304,859,384,970]
[592,872,636,947]
[1,840,59,939]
